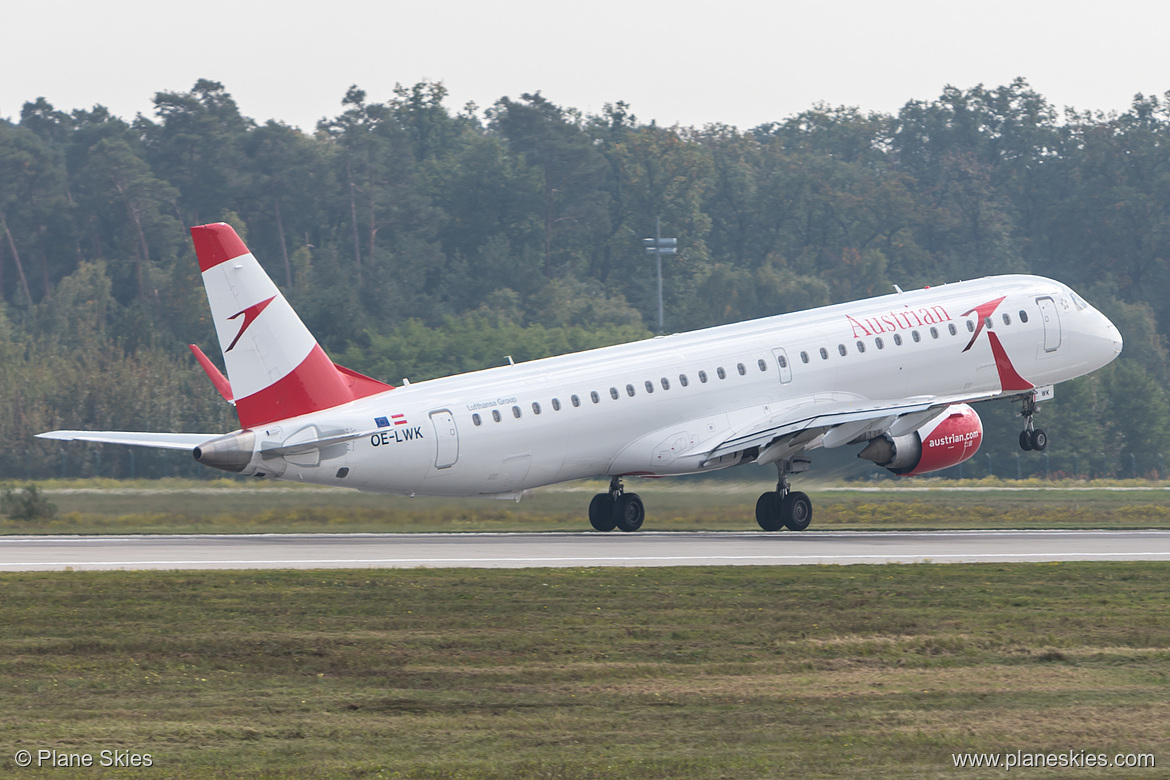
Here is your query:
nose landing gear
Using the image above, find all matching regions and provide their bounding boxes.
[1018,394,1048,452]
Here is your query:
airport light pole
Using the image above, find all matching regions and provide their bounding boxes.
[643,217,677,334]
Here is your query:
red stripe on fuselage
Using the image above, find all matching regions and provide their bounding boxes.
[191,223,250,272]
[987,331,1034,391]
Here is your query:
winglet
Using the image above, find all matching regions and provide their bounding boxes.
[189,344,234,403]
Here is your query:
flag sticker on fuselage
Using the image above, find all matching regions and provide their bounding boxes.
[375,414,409,429]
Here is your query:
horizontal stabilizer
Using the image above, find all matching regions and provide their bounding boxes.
[334,363,394,399]
[36,431,216,451]
[189,344,234,403]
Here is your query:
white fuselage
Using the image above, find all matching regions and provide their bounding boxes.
[240,275,1121,496]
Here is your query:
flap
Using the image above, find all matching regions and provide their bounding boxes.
[707,390,1001,460]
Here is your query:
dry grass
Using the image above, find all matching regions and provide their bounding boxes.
[1,563,1167,777]
[4,478,1170,534]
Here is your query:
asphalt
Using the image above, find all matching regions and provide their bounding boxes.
[1,529,1168,571]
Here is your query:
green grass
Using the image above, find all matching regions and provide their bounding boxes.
[4,478,1170,534]
[1,563,1167,777]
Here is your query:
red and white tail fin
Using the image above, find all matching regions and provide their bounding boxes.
[190,223,391,428]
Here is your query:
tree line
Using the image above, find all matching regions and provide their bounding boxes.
[2,77,1169,479]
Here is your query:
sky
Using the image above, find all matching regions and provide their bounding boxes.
[4,0,1168,131]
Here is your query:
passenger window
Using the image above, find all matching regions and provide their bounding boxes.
[875,337,884,349]
[717,367,727,379]
[838,344,847,356]
[1002,313,1011,325]
[1019,310,1029,323]
[472,413,482,426]
[679,374,689,387]
[819,347,829,360]
[552,398,561,411]
[610,387,619,400]
[930,326,939,339]
[571,394,581,408]
[985,317,993,329]
[967,320,976,332]
[626,384,636,397]
[492,409,501,422]
[737,363,746,375]
[512,405,522,418]
[777,355,788,368]
[645,380,655,393]
[590,391,600,404]
[948,323,957,336]
[758,359,768,372]
[532,402,541,415]
[856,340,866,353]
[661,377,670,390]
[911,331,921,343]
[893,333,903,346]
[699,370,708,383]
[801,351,810,363]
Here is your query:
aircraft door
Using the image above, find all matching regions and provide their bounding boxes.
[1036,297,1062,352]
[772,348,793,384]
[429,410,459,468]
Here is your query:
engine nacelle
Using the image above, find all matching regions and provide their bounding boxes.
[194,430,256,474]
[857,404,983,476]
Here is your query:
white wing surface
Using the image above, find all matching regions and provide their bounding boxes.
[35,431,215,450]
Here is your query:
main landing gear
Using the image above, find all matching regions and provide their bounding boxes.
[755,458,813,532]
[589,476,645,532]
[1018,394,1048,452]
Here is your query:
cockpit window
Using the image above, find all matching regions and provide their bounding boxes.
[1071,293,1089,311]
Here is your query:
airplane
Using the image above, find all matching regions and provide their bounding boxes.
[39,223,1123,532]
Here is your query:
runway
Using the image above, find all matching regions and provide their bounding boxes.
[1,529,1169,571]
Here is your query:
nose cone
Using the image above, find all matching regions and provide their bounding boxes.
[1095,307,1123,356]
[1108,321,1123,357]
[1093,311,1123,367]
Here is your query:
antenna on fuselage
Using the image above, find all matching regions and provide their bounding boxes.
[893,284,904,293]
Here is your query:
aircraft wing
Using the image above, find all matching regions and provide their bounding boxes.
[258,430,373,457]
[35,431,216,451]
[707,390,1002,463]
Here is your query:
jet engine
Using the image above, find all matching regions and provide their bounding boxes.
[194,430,256,474]
[857,404,982,476]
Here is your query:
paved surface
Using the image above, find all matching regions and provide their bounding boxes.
[1,530,1169,571]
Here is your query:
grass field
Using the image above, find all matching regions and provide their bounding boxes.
[5,477,1170,535]
[1,563,1166,778]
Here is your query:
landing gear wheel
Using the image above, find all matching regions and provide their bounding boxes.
[588,493,617,532]
[1018,392,1047,453]
[614,493,645,532]
[781,491,813,531]
[755,491,784,532]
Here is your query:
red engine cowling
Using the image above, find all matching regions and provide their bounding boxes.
[857,404,983,476]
